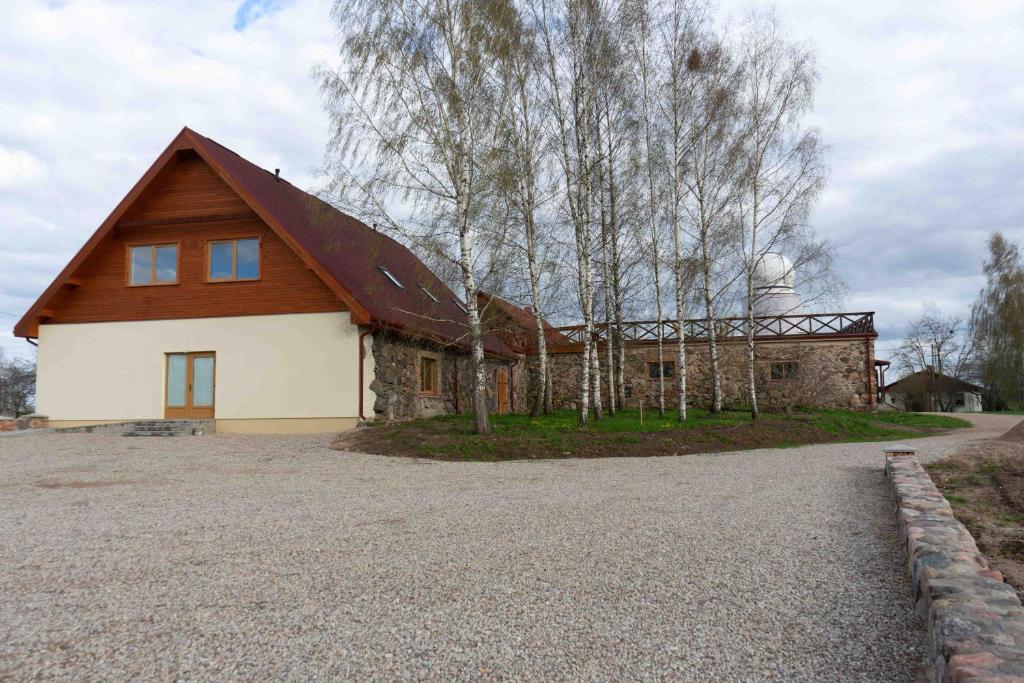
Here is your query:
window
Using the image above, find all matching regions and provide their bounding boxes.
[128,244,178,286]
[648,361,675,379]
[770,361,799,381]
[207,238,260,282]
[379,266,404,289]
[420,285,440,303]
[419,356,439,395]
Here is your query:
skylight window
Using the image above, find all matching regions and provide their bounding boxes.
[379,266,404,289]
[420,285,440,303]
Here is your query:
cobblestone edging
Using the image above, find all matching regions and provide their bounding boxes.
[887,454,1024,681]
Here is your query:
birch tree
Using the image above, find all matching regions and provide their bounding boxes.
[735,9,825,419]
[681,34,742,414]
[535,0,604,423]
[317,0,505,434]
[494,3,553,416]
[626,0,668,416]
[661,0,696,421]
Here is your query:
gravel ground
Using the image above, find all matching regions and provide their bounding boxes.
[1,414,1019,681]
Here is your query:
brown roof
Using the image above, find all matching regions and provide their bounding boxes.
[477,291,571,352]
[15,128,515,357]
[886,369,982,394]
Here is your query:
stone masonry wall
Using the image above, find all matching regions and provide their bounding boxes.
[887,453,1024,681]
[369,332,527,421]
[544,338,875,412]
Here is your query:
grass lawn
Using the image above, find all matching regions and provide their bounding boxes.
[334,407,970,461]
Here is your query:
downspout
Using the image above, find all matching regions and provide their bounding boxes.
[358,329,372,420]
[453,357,460,414]
[865,338,875,408]
[509,359,519,412]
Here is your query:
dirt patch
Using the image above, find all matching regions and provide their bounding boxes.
[334,414,950,462]
[926,435,1024,600]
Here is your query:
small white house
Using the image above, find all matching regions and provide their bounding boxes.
[885,369,983,413]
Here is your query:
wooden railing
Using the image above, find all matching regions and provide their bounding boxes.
[550,312,875,347]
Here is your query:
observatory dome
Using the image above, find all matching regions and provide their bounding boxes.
[752,252,795,290]
[750,252,802,317]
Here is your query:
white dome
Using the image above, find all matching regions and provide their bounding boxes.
[752,252,795,290]
[749,252,802,317]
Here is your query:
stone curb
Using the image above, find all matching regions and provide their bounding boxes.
[886,453,1024,682]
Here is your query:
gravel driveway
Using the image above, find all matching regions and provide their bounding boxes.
[2,414,1019,681]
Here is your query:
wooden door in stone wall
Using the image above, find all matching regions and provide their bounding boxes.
[496,368,509,414]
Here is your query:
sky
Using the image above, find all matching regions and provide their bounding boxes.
[1,0,1022,363]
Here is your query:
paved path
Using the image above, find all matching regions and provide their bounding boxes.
[1,414,1019,681]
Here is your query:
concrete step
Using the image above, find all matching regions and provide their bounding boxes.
[121,431,184,437]
[119,420,212,437]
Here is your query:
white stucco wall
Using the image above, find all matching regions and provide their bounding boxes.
[36,312,375,422]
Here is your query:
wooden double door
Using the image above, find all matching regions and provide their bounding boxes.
[165,352,215,419]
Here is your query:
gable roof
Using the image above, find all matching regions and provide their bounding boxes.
[15,128,515,358]
[886,369,983,394]
[477,291,572,353]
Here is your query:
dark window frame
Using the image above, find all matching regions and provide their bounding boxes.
[770,361,799,381]
[648,361,675,379]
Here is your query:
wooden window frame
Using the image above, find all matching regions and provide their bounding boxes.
[770,361,799,381]
[126,242,180,287]
[205,237,262,283]
[419,353,440,396]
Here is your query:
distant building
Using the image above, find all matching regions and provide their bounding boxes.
[884,369,983,413]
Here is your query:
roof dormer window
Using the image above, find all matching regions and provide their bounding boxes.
[379,266,404,289]
[420,285,440,303]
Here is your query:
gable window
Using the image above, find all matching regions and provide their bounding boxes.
[770,361,799,381]
[208,238,260,282]
[648,361,675,379]
[379,266,404,289]
[419,355,439,395]
[128,244,178,286]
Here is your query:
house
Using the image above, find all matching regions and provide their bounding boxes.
[884,369,984,413]
[16,128,883,433]
[14,128,526,433]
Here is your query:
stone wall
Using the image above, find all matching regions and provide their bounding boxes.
[887,452,1024,682]
[545,338,875,411]
[369,332,527,421]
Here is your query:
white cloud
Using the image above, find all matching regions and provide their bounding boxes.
[0,147,47,188]
[1,0,1023,365]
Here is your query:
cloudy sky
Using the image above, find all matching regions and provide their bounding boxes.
[1,0,1022,362]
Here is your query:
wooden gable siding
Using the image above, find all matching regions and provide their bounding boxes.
[44,152,345,326]
[121,151,253,223]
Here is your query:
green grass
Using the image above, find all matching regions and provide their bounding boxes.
[408,407,967,437]
[361,407,971,460]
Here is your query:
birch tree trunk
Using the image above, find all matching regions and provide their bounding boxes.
[605,105,626,411]
[595,114,616,415]
[639,35,666,417]
[456,146,492,434]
